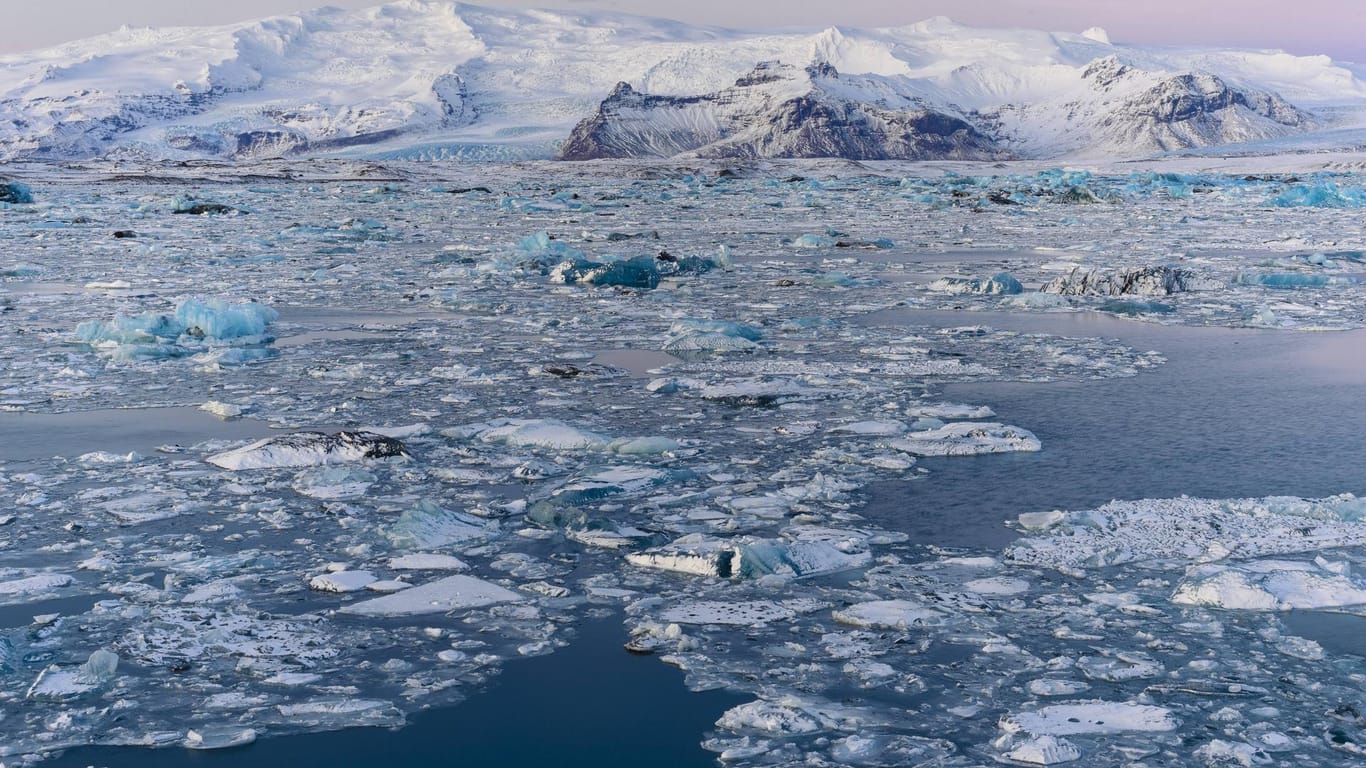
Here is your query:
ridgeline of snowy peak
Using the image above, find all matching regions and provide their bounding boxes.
[0,1,1363,162]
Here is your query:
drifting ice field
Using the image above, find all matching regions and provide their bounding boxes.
[3,159,1366,766]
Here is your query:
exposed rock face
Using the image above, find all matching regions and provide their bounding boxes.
[1040,266,1220,296]
[1096,71,1310,151]
[559,62,1001,161]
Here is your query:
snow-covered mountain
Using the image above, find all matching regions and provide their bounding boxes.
[0,0,1362,162]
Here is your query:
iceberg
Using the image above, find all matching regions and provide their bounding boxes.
[550,255,660,289]
[75,298,278,364]
[928,272,1024,295]
[1,181,33,204]
[207,431,408,470]
[1040,266,1217,296]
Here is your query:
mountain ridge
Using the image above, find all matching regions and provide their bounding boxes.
[0,0,1362,162]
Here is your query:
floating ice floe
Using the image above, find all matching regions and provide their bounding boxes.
[626,534,871,580]
[887,422,1041,456]
[292,466,378,499]
[309,570,378,593]
[340,575,524,617]
[384,501,499,549]
[1000,701,1178,736]
[206,431,408,469]
[1005,494,1366,572]
[1171,558,1366,611]
[832,599,948,629]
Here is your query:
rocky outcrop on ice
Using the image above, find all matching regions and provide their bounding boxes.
[1039,266,1220,296]
[558,63,1000,161]
[0,4,1359,161]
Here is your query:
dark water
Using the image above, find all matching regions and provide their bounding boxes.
[0,407,276,463]
[43,615,745,768]
[862,311,1366,549]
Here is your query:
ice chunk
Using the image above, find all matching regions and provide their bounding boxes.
[699,379,829,407]
[627,536,870,580]
[833,599,947,629]
[340,575,523,617]
[0,181,34,204]
[1270,181,1366,208]
[547,466,681,506]
[388,554,468,571]
[309,571,378,593]
[830,420,908,436]
[26,650,118,700]
[1234,272,1351,289]
[1001,701,1178,735]
[627,535,735,577]
[1001,735,1082,765]
[550,256,660,289]
[1171,560,1366,610]
[888,422,1041,456]
[662,332,760,354]
[905,402,995,420]
[75,298,277,364]
[470,418,610,451]
[207,431,408,469]
[669,319,763,341]
[1041,266,1217,296]
[200,400,244,419]
[385,501,499,549]
[292,466,377,500]
[185,727,257,750]
[929,272,1023,295]
[0,572,74,597]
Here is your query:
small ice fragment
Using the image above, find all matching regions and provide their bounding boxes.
[200,401,243,419]
[309,571,377,593]
[80,649,119,683]
[185,727,257,750]
[1018,511,1066,531]
[1002,735,1082,765]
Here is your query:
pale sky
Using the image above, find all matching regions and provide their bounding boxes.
[3,0,1364,63]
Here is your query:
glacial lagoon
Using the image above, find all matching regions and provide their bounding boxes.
[4,162,1366,766]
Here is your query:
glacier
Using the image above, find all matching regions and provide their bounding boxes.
[0,2,1363,161]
